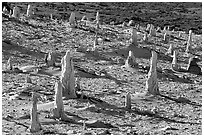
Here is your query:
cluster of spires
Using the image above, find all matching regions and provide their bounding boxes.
[3,5,201,133]
[27,49,159,132]
[126,23,200,74]
[15,43,200,132]
[132,23,194,55]
[3,4,34,18]
[123,24,200,109]
[23,50,77,132]
[3,5,193,54]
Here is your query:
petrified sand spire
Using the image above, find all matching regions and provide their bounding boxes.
[69,12,76,28]
[75,77,81,91]
[167,26,170,31]
[149,24,156,36]
[122,21,127,27]
[171,50,179,70]
[9,10,12,16]
[152,44,156,51]
[145,51,159,95]
[110,21,114,25]
[163,26,167,32]
[135,24,140,31]
[125,50,138,68]
[7,57,12,70]
[125,92,131,109]
[93,32,98,50]
[146,24,151,31]
[166,44,173,55]
[30,92,42,133]
[132,28,138,46]
[50,14,53,20]
[81,15,86,21]
[81,15,88,26]
[60,50,77,99]
[178,31,182,37]
[3,6,8,14]
[156,26,161,32]
[26,4,33,17]
[53,81,65,118]
[186,30,192,53]
[96,11,100,29]
[12,6,20,18]
[127,20,134,26]
[143,32,148,42]
[163,32,168,43]
[52,81,79,122]
[26,74,32,83]
[96,11,99,22]
[46,52,55,67]
[172,29,175,33]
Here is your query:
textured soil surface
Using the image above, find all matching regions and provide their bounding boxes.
[2,2,202,135]
[7,2,202,34]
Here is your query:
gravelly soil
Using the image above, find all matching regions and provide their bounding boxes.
[2,2,202,135]
[7,2,202,34]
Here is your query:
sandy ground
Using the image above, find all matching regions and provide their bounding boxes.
[2,2,202,135]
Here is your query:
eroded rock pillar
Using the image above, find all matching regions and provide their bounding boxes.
[132,28,138,46]
[60,50,77,99]
[69,12,76,28]
[145,51,160,95]
[30,92,42,133]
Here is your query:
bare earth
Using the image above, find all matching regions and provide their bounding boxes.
[2,2,202,135]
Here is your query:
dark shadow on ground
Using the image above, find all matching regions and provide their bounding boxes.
[157,70,193,84]
[170,35,186,41]
[76,24,119,39]
[2,40,46,59]
[105,44,181,64]
[76,47,114,62]
[116,123,135,128]
[123,65,193,84]
[2,50,34,61]
[2,13,43,29]
[38,65,128,85]
[130,107,200,125]
[106,44,152,59]
[2,117,29,129]
[76,93,200,125]
[35,102,116,129]
[159,94,202,107]
[75,65,128,85]
[40,129,68,135]
[75,93,126,117]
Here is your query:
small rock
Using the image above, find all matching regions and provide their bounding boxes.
[187,57,201,75]
[67,130,77,135]
[5,114,14,119]
[98,130,111,135]
[83,132,93,135]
